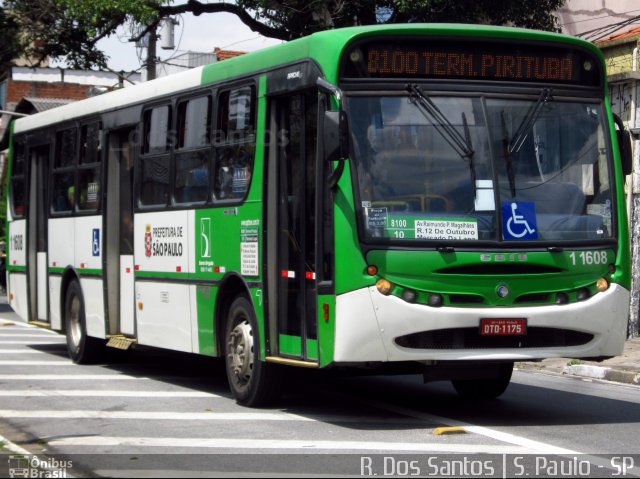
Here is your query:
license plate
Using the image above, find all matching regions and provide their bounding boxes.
[480,318,527,336]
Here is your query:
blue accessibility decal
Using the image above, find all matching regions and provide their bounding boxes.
[502,201,538,240]
[92,228,100,256]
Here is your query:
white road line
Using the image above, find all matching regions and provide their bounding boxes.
[0,341,65,345]
[0,375,148,380]
[0,433,35,456]
[0,336,66,340]
[352,397,581,455]
[0,390,219,398]
[47,436,529,454]
[0,349,46,353]
[0,360,72,365]
[0,410,315,421]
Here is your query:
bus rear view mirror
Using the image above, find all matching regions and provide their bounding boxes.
[613,114,632,176]
[323,110,348,163]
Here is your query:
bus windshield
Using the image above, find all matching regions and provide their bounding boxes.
[348,94,614,244]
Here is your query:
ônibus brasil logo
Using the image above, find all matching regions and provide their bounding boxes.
[145,224,152,257]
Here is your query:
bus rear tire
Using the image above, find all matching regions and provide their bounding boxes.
[224,296,283,407]
[451,362,513,399]
[65,279,105,364]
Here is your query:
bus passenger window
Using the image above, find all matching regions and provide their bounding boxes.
[214,85,255,202]
[140,105,171,206]
[174,95,211,204]
[78,122,102,211]
[52,172,75,212]
[10,140,26,217]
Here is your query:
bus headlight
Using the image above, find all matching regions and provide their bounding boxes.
[376,279,392,295]
[596,278,609,292]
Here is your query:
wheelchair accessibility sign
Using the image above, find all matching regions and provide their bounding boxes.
[502,201,538,240]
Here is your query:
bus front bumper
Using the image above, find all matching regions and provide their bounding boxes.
[333,284,629,363]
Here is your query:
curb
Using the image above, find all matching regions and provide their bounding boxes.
[562,364,640,385]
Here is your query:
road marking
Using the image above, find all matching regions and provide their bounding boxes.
[47,436,529,454]
[352,397,581,455]
[0,390,219,398]
[0,410,317,421]
[0,341,65,345]
[0,349,47,354]
[0,334,63,338]
[0,360,73,365]
[0,433,35,456]
[0,375,147,380]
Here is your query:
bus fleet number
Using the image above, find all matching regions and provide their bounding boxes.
[569,251,608,266]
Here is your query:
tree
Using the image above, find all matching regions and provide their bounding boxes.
[2,0,565,70]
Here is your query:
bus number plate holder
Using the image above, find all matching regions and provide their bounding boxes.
[479,318,527,336]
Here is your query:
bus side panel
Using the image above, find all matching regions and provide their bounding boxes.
[134,210,193,352]
[74,216,104,338]
[135,281,193,352]
[48,276,62,330]
[80,277,106,339]
[8,274,28,321]
[48,218,75,329]
[7,219,28,321]
[48,218,75,271]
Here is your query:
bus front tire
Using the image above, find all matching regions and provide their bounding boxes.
[224,296,283,407]
[451,362,514,399]
[64,280,105,364]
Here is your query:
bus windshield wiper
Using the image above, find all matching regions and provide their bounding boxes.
[501,111,516,198]
[407,84,476,198]
[509,88,552,154]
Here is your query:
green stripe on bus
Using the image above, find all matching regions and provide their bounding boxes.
[8,265,26,272]
[306,339,318,361]
[134,271,190,280]
[196,285,217,356]
[279,334,302,357]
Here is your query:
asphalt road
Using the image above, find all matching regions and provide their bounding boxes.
[1,308,639,477]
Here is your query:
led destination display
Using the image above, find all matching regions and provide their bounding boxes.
[342,39,601,86]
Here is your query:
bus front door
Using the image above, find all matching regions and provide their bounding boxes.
[268,92,319,362]
[105,128,135,337]
[27,145,50,323]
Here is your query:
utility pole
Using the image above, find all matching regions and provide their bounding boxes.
[146,29,157,81]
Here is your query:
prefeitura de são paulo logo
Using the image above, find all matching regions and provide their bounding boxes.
[145,224,152,257]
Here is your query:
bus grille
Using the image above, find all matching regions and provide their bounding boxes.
[395,328,593,350]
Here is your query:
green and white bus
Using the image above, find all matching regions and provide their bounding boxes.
[6,24,633,405]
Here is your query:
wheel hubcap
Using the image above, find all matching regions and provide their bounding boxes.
[68,296,82,353]
[227,319,254,385]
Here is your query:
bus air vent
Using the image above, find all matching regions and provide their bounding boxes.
[434,264,563,275]
[395,328,593,350]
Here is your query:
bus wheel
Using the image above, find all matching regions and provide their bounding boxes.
[451,362,514,400]
[224,296,283,407]
[65,280,104,364]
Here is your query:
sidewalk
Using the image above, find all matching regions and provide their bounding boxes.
[516,338,640,385]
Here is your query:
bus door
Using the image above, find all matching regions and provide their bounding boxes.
[27,144,50,323]
[267,92,319,361]
[105,127,135,336]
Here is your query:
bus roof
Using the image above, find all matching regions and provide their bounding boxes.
[13,23,600,134]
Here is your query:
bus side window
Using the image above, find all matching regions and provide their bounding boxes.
[139,105,171,206]
[52,127,78,213]
[78,122,102,211]
[10,139,26,217]
[213,86,255,202]
[174,95,212,204]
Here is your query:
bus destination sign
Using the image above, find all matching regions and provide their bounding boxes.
[342,39,601,86]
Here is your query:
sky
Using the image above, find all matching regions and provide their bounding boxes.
[93,11,283,74]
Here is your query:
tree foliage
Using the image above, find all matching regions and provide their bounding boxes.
[2,0,565,70]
